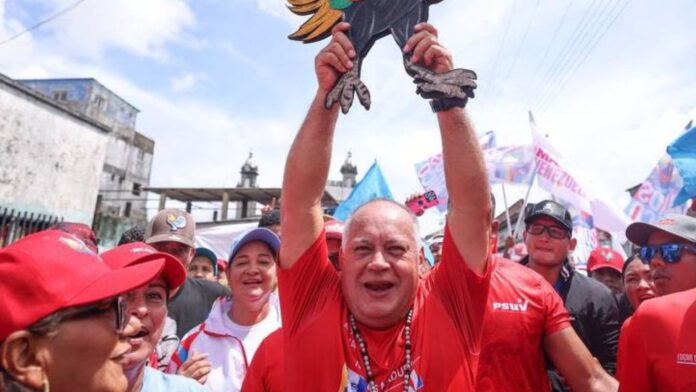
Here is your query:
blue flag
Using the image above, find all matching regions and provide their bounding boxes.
[667,125,696,206]
[333,162,394,221]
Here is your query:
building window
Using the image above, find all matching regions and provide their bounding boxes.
[137,149,145,162]
[132,182,141,196]
[52,91,68,101]
[124,202,132,218]
[94,95,106,111]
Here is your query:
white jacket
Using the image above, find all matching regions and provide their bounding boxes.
[167,295,281,392]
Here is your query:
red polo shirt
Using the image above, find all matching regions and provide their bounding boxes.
[242,329,283,392]
[476,257,571,391]
[617,287,696,392]
[277,226,491,391]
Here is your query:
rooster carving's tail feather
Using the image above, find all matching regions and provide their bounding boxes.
[288,0,342,43]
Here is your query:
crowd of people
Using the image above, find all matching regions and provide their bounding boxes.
[1,22,695,392]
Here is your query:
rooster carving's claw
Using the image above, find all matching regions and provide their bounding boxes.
[405,60,477,101]
[325,70,371,114]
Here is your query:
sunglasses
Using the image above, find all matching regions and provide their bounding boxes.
[525,224,570,240]
[639,243,696,265]
[63,296,128,334]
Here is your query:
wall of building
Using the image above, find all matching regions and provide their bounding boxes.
[19,79,138,131]
[98,131,153,222]
[20,79,154,230]
[0,79,109,225]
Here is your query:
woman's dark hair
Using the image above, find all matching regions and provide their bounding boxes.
[622,253,641,277]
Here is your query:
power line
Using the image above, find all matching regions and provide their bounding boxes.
[522,1,574,101]
[537,0,631,113]
[526,0,605,107]
[0,0,88,47]
[501,0,541,83]
[483,0,518,98]
[532,0,618,110]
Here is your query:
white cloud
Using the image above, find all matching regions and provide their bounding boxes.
[251,0,297,25]
[35,0,197,60]
[169,71,208,93]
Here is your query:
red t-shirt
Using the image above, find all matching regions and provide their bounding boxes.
[278,225,491,391]
[476,257,571,392]
[617,287,696,392]
[242,328,283,392]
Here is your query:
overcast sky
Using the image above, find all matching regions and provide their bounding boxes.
[1,0,695,232]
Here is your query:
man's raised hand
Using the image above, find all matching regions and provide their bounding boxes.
[315,23,356,95]
[403,23,453,74]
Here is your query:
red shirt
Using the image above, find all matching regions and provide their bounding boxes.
[476,258,571,392]
[242,329,283,392]
[278,226,491,391]
[617,287,696,392]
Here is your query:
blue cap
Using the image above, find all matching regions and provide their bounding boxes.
[194,247,219,275]
[229,228,281,262]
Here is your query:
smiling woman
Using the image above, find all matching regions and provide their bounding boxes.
[167,228,282,392]
[0,230,166,392]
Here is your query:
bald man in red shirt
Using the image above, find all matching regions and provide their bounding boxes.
[277,22,491,391]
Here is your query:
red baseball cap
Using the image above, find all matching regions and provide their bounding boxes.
[101,242,186,292]
[325,220,344,241]
[0,230,165,342]
[51,222,99,254]
[217,259,228,274]
[587,248,625,274]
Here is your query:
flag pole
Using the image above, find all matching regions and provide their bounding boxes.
[501,183,513,234]
[512,166,537,237]
[512,111,541,237]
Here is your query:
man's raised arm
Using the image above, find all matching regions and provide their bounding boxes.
[280,23,355,268]
[404,25,491,273]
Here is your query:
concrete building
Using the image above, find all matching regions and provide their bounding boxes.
[19,78,155,247]
[0,73,110,244]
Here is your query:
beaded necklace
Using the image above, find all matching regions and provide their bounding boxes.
[348,308,414,392]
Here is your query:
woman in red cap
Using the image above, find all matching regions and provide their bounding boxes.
[0,230,166,392]
[101,242,204,392]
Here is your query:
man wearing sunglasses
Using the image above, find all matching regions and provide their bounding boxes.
[616,214,696,391]
[520,200,620,391]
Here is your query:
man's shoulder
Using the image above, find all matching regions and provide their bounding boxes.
[494,258,549,288]
[491,258,562,310]
[634,288,696,322]
[496,257,539,278]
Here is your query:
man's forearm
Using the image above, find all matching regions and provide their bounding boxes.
[438,107,491,272]
[587,369,619,392]
[280,92,339,267]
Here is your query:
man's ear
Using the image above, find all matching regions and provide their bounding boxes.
[0,330,47,389]
[338,248,345,273]
[568,237,577,252]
